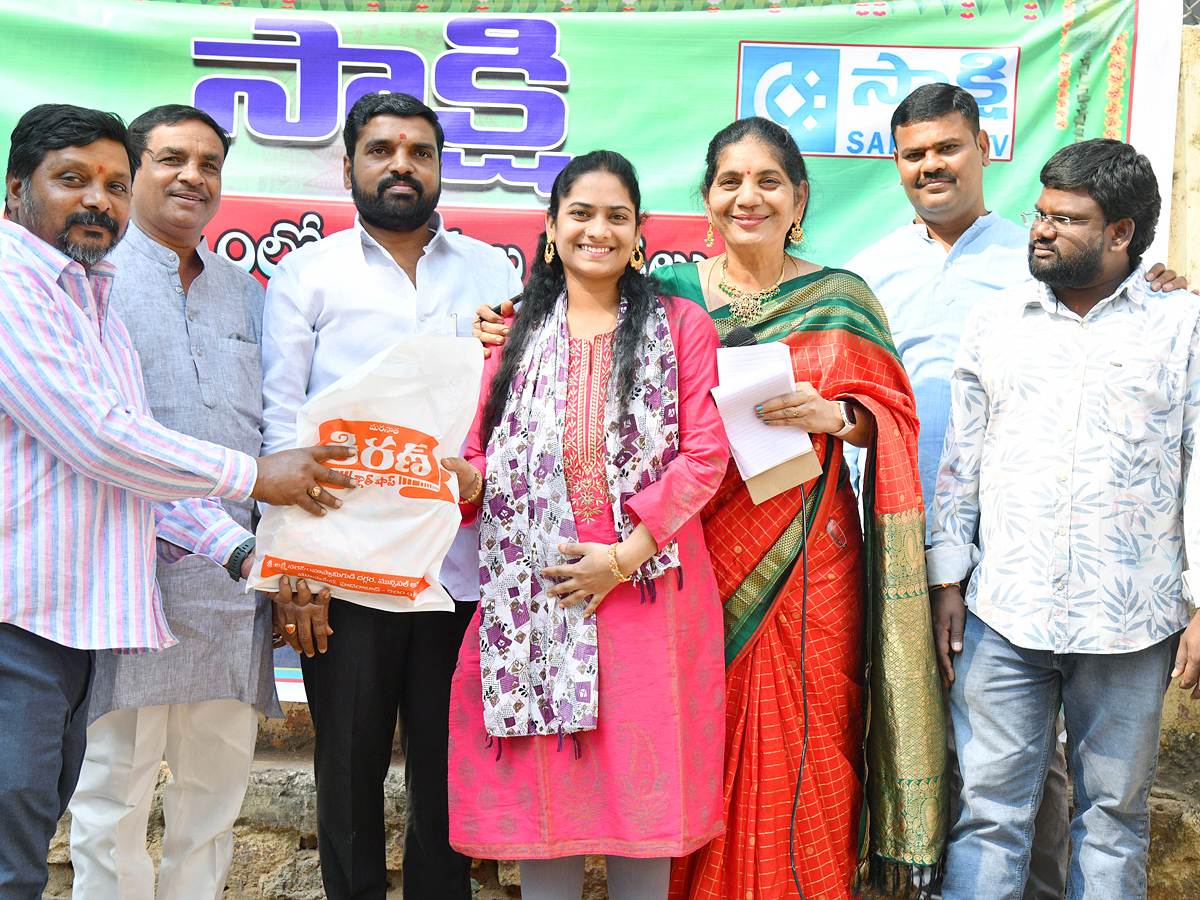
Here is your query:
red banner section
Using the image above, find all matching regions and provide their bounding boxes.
[260,555,432,599]
[203,194,719,286]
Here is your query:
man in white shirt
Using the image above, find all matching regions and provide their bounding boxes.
[261,92,522,900]
[927,139,1200,900]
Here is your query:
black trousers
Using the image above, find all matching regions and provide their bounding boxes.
[300,598,476,900]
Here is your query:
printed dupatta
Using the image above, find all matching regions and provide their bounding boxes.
[477,295,682,738]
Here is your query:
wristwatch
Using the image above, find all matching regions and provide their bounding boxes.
[832,400,856,438]
[225,536,256,582]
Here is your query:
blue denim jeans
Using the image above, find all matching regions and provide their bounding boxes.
[943,611,1177,900]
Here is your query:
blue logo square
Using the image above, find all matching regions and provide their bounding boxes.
[738,45,840,154]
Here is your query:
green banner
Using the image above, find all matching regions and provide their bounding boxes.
[1,0,1163,272]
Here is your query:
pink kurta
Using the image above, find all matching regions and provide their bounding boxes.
[448,298,728,859]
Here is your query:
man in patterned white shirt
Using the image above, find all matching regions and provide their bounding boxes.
[927,139,1200,900]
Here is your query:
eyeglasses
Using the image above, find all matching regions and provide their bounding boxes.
[1020,210,1097,232]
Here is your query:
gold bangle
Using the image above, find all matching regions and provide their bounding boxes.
[462,466,484,504]
[608,543,632,584]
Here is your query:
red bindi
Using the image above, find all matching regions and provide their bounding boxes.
[398,133,406,140]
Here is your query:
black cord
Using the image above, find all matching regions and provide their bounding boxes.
[788,483,811,900]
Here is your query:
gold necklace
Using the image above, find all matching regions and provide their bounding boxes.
[718,254,788,325]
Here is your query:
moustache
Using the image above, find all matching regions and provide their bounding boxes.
[376,175,423,199]
[65,211,119,236]
[916,172,956,189]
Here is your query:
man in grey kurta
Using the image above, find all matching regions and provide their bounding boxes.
[68,105,281,900]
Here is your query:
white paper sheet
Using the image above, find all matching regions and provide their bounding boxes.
[710,343,815,481]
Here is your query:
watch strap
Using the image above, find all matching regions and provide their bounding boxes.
[832,400,856,439]
[226,536,256,582]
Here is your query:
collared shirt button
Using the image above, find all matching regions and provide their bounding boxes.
[1058,526,1066,535]
[175,286,183,294]
[1057,581,1065,590]
[168,252,176,261]
[187,312,196,322]
[1059,473,1068,482]
[194,347,203,357]
[1081,322,1090,331]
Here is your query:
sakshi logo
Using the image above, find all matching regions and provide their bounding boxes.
[737,42,1020,160]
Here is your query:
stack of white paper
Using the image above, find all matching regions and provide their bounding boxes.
[711,343,816,480]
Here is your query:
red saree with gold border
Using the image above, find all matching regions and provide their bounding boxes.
[654,265,947,900]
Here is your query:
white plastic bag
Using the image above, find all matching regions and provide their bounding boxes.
[248,334,484,612]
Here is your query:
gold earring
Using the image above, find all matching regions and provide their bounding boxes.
[704,220,714,248]
[543,240,556,264]
[630,246,645,271]
[789,221,804,244]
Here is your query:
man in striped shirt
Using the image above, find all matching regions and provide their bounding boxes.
[0,103,355,900]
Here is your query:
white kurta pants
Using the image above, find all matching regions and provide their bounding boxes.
[68,699,258,900]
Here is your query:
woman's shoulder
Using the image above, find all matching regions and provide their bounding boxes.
[799,266,896,345]
[659,292,719,350]
[792,264,872,292]
[796,266,882,310]
[649,261,703,302]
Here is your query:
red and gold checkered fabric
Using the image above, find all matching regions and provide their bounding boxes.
[672,310,923,899]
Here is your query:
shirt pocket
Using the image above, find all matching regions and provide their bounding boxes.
[217,337,263,422]
[1098,359,1175,445]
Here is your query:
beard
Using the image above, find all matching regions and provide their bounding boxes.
[1027,236,1105,289]
[351,170,441,234]
[22,185,121,267]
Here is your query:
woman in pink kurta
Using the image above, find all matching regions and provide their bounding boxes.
[443,151,728,899]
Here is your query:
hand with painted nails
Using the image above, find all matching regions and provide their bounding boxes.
[755,383,843,432]
[756,386,875,447]
[270,575,334,657]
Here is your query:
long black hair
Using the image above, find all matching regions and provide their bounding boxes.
[480,150,656,449]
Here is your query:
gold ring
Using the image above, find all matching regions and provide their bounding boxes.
[284,623,296,633]
[309,486,322,499]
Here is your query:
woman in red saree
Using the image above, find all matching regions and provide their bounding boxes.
[653,118,948,900]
